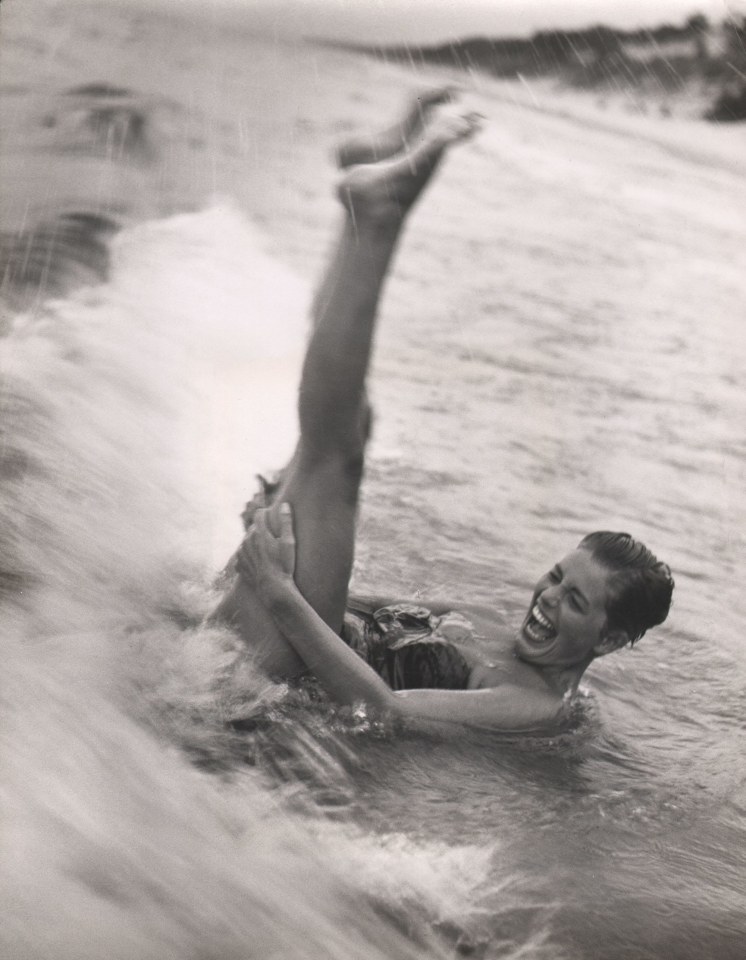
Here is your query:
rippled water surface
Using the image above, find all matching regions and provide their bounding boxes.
[2,3,745,959]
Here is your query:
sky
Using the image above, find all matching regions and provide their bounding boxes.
[215,0,744,44]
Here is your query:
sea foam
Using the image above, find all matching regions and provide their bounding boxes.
[1,204,512,959]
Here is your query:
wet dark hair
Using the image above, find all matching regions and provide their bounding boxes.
[579,531,674,645]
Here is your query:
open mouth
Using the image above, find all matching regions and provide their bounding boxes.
[523,604,557,644]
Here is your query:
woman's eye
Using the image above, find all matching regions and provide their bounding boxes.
[549,569,561,583]
[569,595,582,612]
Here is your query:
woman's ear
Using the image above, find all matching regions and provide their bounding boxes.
[592,629,629,658]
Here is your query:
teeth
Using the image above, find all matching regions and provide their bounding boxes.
[531,604,553,630]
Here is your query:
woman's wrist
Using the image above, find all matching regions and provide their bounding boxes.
[257,569,297,612]
[265,579,318,641]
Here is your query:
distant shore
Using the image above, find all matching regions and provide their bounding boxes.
[318,12,746,124]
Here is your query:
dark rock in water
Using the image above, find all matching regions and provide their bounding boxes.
[65,83,135,99]
[0,82,169,304]
[47,84,157,163]
[0,213,119,308]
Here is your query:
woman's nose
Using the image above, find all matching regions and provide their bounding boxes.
[541,584,561,607]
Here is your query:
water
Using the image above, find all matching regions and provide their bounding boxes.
[2,2,745,958]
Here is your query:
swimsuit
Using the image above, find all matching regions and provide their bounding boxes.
[341,598,473,691]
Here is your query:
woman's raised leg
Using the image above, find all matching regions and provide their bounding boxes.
[213,105,480,677]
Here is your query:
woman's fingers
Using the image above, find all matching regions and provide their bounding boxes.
[235,505,296,583]
[253,506,269,537]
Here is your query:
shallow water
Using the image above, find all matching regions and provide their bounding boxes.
[2,2,745,958]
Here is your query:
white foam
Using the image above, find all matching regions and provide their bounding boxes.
[109,202,307,568]
[2,202,500,960]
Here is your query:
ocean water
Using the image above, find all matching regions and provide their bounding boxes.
[1,2,745,958]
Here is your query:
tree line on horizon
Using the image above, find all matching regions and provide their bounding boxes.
[324,13,746,122]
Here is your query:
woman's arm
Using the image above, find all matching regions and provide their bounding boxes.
[237,506,394,710]
[237,506,563,733]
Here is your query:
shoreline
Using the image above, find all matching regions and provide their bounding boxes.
[359,53,746,180]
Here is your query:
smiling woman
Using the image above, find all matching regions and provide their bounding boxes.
[237,512,674,732]
[515,533,674,671]
[216,91,676,735]
[516,549,615,669]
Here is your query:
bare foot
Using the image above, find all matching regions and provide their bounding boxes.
[337,109,482,225]
[334,86,458,169]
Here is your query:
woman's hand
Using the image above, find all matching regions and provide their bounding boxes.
[236,503,297,606]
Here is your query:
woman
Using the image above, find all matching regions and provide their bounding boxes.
[216,92,674,733]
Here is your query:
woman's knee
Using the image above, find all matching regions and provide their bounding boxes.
[334,404,373,503]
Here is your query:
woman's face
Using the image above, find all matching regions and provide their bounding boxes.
[514,548,613,668]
